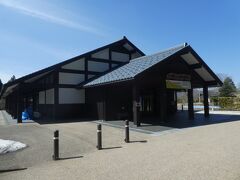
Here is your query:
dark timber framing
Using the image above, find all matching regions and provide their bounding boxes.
[132,83,141,126]
[159,77,167,122]
[53,70,59,120]
[83,43,222,124]
[0,38,222,125]
[187,88,194,120]
[203,85,209,117]
[1,37,145,122]
[16,84,23,123]
[0,37,145,93]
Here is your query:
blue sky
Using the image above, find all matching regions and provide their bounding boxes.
[0,0,239,85]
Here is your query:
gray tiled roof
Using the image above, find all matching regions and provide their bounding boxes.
[84,44,187,87]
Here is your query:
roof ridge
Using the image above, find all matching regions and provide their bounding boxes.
[130,43,187,62]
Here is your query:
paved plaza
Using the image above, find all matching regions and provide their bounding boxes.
[1,110,240,180]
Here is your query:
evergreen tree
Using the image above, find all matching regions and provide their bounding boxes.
[219,77,237,97]
[0,79,2,92]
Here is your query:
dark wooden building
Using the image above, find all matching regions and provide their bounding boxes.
[0,37,222,125]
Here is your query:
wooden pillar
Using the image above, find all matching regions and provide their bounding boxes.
[17,86,23,123]
[13,94,18,119]
[132,84,140,126]
[159,89,167,122]
[84,56,89,81]
[103,87,107,120]
[109,47,112,70]
[203,85,209,117]
[53,71,59,120]
[97,87,106,120]
[188,88,194,120]
[159,77,167,122]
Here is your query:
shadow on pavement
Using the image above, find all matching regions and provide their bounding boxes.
[59,155,83,161]
[32,118,95,125]
[161,111,240,129]
[129,140,147,143]
[0,167,27,173]
[95,111,240,134]
[101,146,122,150]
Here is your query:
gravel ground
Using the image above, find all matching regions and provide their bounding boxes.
[1,118,240,180]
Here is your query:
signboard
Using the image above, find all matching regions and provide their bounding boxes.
[166,80,191,89]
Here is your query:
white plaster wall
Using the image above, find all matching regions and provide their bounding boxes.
[111,51,129,62]
[59,72,85,85]
[91,48,109,60]
[59,88,85,104]
[46,88,54,104]
[88,61,109,72]
[39,91,45,104]
[61,58,85,70]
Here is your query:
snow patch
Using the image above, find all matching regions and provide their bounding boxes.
[0,139,27,154]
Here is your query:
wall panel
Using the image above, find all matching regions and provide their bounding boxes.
[91,48,109,60]
[39,91,45,104]
[61,58,85,70]
[88,61,109,72]
[46,88,54,104]
[111,51,129,62]
[59,88,85,104]
[59,72,85,85]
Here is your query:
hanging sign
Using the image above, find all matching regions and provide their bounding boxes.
[166,80,191,89]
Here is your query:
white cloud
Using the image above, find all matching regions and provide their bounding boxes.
[0,0,104,36]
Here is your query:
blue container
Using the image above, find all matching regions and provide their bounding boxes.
[22,111,29,120]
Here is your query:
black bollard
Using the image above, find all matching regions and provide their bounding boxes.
[97,124,102,150]
[182,104,184,111]
[52,130,59,160]
[124,120,130,143]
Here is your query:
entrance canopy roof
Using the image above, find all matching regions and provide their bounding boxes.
[83,43,222,88]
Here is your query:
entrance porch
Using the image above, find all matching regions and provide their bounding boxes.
[84,43,222,126]
[86,80,210,126]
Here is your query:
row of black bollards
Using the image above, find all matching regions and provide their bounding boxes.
[52,120,131,160]
[96,120,130,150]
